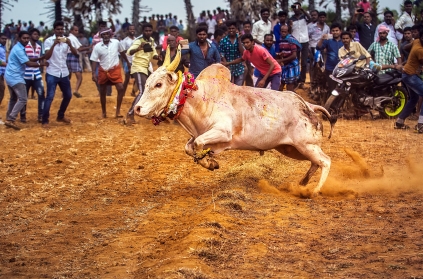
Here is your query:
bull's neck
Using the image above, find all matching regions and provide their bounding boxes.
[175,80,205,135]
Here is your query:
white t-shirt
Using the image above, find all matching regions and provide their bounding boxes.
[90,39,125,70]
[206,18,217,34]
[44,35,71,78]
[67,33,82,53]
[119,36,135,63]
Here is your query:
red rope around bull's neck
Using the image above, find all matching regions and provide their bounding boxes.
[151,72,198,126]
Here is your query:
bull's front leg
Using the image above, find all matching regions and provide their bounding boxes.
[184,137,195,156]
[193,127,232,171]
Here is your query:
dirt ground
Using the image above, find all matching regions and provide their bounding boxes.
[0,72,423,279]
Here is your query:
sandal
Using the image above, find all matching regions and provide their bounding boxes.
[394,122,410,129]
[414,123,423,134]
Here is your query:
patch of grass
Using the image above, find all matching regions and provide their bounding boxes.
[177,267,210,279]
[223,202,243,211]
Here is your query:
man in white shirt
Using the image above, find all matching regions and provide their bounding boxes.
[289,2,311,89]
[42,21,78,129]
[206,14,217,37]
[120,24,136,95]
[375,10,403,46]
[252,8,272,45]
[67,25,90,98]
[308,11,329,86]
[395,0,415,33]
[91,28,130,118]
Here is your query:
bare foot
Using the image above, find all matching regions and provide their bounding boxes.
[102,113,107,118]
[115,115,123,118]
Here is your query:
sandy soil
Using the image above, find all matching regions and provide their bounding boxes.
[0,72,423,279]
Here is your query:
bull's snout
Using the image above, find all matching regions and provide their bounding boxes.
[134,105,141,116]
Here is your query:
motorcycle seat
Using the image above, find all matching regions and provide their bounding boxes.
[374,71,400,85]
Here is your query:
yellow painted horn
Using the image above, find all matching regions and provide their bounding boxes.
[166,45,181,72]
[163,46,171,67]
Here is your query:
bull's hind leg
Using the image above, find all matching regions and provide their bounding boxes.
[276,145,323,188]
[299,164,319,186]
[294,144,331,194]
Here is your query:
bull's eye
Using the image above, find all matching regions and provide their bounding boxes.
[155,83,162,88]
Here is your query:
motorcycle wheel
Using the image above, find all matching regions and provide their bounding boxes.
[379,86,408,119]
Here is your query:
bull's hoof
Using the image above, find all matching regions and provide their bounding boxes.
[208,159,219,170]
[312,190,322,197]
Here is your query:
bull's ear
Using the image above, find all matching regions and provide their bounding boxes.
[166,72,177,83]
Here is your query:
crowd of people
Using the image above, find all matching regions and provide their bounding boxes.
[1,0,423,133]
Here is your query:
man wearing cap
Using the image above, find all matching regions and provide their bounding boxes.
[91,28,130,118]
[374,11,402,46]
[368,25,402,74]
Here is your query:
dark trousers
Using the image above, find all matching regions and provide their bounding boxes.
[398,73,423,120]
[324,69,337,101]
[0,75,4,105]
[128,72,149,116]
[298,42,309,83]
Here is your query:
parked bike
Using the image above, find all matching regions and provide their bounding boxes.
[324,53,408,119]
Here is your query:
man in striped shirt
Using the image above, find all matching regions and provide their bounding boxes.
[23,28,45,123]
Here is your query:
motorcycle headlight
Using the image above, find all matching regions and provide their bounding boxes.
[332,90,339,96]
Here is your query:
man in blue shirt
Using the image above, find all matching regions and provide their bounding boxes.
[4,31,48,130]
[182,26,221,78]
[273,11,288,46]
[219,21,244,85]
[0,33,7,117]
[316,23,343,101]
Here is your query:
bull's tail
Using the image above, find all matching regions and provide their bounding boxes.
[314,105,336,139]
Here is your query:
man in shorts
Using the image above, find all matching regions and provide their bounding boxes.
[67,25,90,98]
[90,28,130,118]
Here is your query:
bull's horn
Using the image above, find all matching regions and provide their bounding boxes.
[166,45,181,72]
[163,46,171,67]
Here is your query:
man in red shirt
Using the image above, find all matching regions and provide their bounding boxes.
[161,26,184,51]
[223,33,281,90]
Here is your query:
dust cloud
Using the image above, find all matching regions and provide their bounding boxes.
[257,148,422,199]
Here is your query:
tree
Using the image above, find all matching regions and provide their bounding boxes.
[279,0,288,11]
[309,0,315,11]
[132,0,151,34]
[318,0,342,23]
[0,0,17,29]
[228,0,277,23]
[184,0,196,41]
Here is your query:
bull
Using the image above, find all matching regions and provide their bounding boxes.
[134,47,336,194]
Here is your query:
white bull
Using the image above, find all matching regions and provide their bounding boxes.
[134,48,336,194]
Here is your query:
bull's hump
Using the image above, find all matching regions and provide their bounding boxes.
[196,64,231,82]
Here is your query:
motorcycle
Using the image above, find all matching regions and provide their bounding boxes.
[324,53,408,119]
